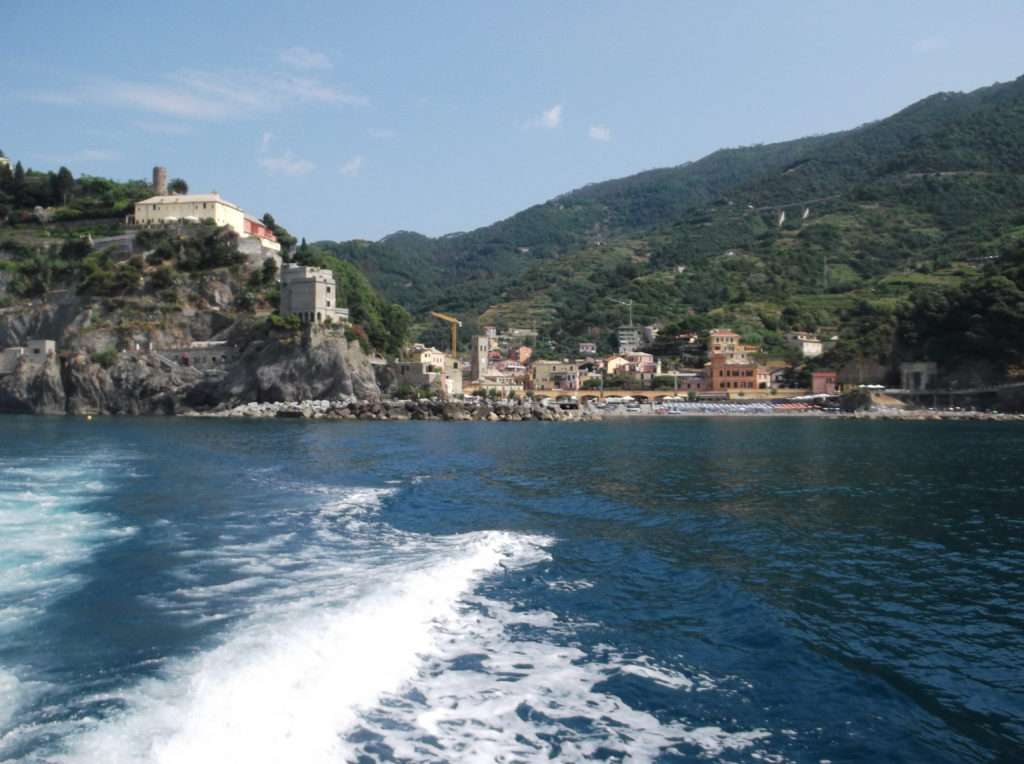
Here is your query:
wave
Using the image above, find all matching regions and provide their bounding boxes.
[0,459,132,633]
[56,524,547,763]
[42,482,777,762]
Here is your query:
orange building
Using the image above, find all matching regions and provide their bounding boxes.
[811,371,838,395]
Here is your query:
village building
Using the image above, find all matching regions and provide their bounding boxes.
[392,346,463,397]
[510,345,533,365]
[578,341,597,355]
[475,372,524,397]
[132,192,281,253]
[707,355,770,391]
[784,331,824,359]
[708,328,760,363]
[279,265,350,324]
[529,360,580,391]
[617,325,641,353]
[811,370,838,395]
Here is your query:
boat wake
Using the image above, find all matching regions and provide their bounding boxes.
[13,481,777,763]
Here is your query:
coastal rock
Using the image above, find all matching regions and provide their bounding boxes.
[64,353,203,416]
[0,354,65,415]
[217,326,380,405]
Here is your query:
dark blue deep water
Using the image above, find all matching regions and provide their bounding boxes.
[0,416,1022,763]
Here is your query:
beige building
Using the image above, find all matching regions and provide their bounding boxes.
[784,332,824,359]
[529,360,580,391]
[280,265,350,324]
[132,193,281,252]
[392,354,463,397]
[475,373,524,397]
[409,345,448,369]
[708,328,759,363]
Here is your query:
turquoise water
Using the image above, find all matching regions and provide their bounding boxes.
[0,416,1021,762]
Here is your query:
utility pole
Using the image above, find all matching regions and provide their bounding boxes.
[822,254,829,293]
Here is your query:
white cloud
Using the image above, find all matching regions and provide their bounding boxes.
[279,46,332,70]
[588,125,612,142]
[28,68,366,121]
[259,152,315,176]
[526,103,562,129]
[367,127,397,140]
[340,155,364,177]
[912,36,947,53]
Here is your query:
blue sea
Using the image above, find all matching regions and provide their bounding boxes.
[0,416,1021,763]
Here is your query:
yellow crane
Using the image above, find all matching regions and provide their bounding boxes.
[430,311,462,356]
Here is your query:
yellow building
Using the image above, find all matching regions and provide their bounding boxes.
[132,193,280,251]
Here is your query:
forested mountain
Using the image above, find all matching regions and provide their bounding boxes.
[320,75,1024,376]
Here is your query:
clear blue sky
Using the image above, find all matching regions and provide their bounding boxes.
[2,1,1022,242]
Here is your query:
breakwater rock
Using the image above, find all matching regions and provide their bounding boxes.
[205,397,603,422]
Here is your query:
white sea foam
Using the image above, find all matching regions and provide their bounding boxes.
[0,458,132,634]
[48,483,778,762]
[0,670,23,729]
[345,595,774,761]
[57,526,548,763]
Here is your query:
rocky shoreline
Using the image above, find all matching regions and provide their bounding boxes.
[193,398,1024,423]
[199,396,602,422]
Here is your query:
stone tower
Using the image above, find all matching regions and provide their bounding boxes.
[152,166,168,195]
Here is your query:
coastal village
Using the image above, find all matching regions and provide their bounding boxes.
[0,165,1015,418]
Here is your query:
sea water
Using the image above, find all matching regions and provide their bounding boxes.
[0,416,1021,762]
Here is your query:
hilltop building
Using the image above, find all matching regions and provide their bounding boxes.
[132,192,281,253]
[279,265,350,324]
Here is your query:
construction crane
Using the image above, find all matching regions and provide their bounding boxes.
[430,311,462,356]
[611,298,634,326]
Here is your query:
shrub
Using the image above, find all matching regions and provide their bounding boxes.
[90,349,118,369]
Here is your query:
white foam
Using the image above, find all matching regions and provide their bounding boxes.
[0,670,22,729]
[56,530,547,764]
[0,458,132,634]
[346,595,774,761]
[41,482,778,762]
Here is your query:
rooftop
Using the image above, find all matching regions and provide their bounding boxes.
[137,193,241,211]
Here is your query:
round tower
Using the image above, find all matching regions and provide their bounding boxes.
[152,166,168,195]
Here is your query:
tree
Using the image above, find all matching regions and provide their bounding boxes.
[168,177,188,194]
[261,212,297,255]
[54,166,74,205]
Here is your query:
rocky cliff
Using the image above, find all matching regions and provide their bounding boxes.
[0,324,381,416]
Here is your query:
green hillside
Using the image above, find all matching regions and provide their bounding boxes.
[319,75,1024,378]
